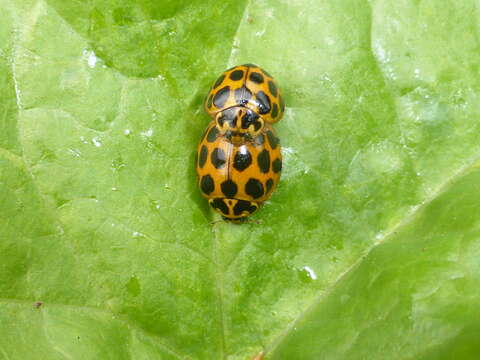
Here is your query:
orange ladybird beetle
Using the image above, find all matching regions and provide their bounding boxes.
[197,64,284,221]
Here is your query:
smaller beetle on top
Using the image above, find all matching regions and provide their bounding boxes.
[204,64,285,142]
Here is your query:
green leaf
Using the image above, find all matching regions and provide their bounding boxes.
[1,0,480,359]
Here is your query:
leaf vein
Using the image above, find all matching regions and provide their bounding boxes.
[266,152,480,355]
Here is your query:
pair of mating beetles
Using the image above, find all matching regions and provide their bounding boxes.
[196,64,284,221]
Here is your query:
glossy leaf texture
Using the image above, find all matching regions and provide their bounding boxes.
[1,0,480,359]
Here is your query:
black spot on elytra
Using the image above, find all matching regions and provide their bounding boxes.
[262,68,272,77]
[223,107,237,116]
[234,148,252,172]
[230,69,244,81]
[211,148,226,169]
[271,103,279,119]
[201,175,214,195]
[207,126,219,142]
[268,80,278,97]
[280,96,285,112]
[257,149,270,173]
[235,86,252,105]
[266,130,279,149]
[213,86,230,109]
[242,63,257,67]
[254,134,265,146]
[272,158,282,173]
[217,108,238,130]
[198,145,208,168]
[214,74,225,88]
[266,178,274,193]
[241,110,260,130]
[249,72,264,84]
[210,198,229,215]
[233,200,258,216]
[245,178,264,199]
[256,91,271,114]
[207,94,213,108]
[221,180,238,197]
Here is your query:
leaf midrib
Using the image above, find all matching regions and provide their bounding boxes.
[210,0,253,358]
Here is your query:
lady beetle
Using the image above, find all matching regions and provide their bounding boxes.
[196,122,282,220]
[197,64,284,221]
[204,64,285,140]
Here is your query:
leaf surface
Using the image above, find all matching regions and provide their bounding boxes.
[1,0,480,359]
